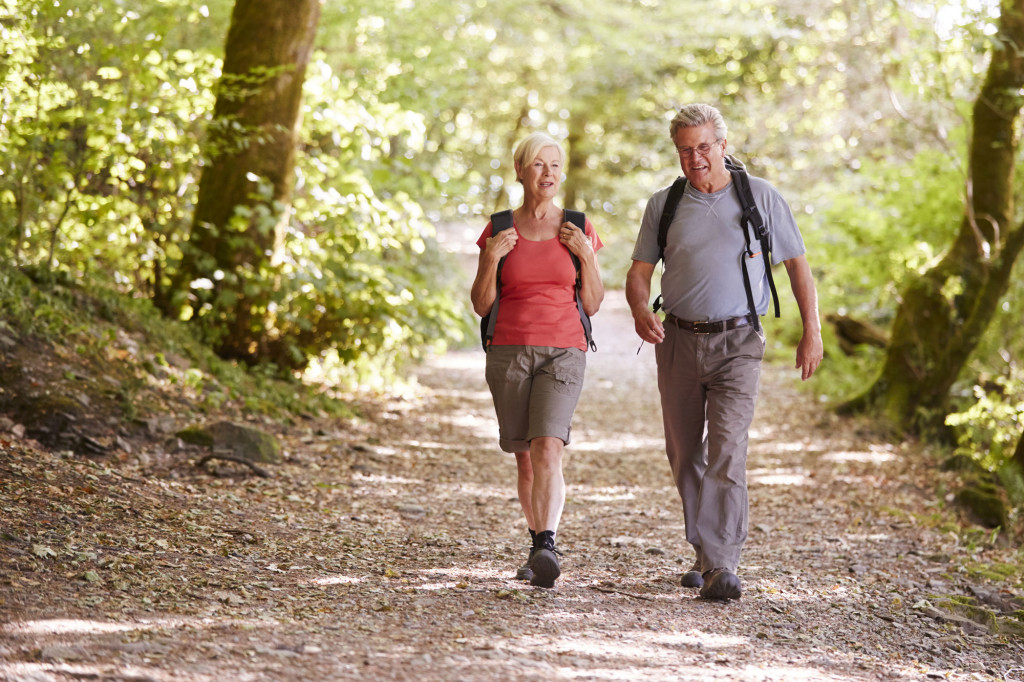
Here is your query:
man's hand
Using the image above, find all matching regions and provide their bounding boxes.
[795,331,823,381]
[626,260,664,344]
[783,255,823,381]
[634,309,665,344]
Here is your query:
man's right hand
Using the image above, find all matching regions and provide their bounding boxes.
[633,309,665,344]
[625,260,664,344]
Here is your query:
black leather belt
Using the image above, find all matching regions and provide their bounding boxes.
[665,314,755,334]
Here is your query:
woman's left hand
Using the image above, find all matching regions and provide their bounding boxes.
[559,223,592,260]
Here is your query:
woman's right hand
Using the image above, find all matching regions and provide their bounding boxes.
[485,229,518,261]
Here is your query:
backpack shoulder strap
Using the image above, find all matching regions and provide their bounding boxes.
[563,209,596,351]
[563,209,586,231]
[480,210,515,351]
[491,209,514,233]
[726,162,780,325]
[563,209,586,272]
[657,177,688,263]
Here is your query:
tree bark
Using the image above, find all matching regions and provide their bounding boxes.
[1014,428,1024,474]
[563,114,588,212]
[844,0,1024,433]
[173,0,321,364]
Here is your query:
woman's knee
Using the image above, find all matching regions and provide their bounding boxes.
[515,451,533,477]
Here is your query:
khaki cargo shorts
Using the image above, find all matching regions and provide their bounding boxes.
[484,345,586,453]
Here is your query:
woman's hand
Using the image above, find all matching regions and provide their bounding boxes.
[559,222,593,262]
[485,228,518,261]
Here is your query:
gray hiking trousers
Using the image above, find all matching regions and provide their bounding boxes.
[655,322,765,574]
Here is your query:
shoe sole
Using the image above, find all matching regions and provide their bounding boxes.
[699,576,742,601]
[529,549,560,588]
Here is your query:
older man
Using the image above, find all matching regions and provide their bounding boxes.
[626,103,823,600]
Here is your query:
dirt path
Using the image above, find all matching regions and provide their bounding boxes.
[2,295,1023,681]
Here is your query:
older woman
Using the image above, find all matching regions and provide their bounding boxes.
[471,132,604,588]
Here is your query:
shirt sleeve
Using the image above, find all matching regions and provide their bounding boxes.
[585,219,604,252]
[631,186,670,264]
[475,222,494,251]
[753,180,805,265]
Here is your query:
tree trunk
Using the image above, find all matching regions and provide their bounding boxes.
[845,0,1024,433]
[1014,428,1024,474]
[563,114,588,212]
[173,0,321,365]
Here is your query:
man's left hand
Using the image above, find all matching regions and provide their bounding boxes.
[795,332,823,381]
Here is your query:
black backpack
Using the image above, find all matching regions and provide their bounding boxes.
[480,209,596,351]
[653,155,780,332]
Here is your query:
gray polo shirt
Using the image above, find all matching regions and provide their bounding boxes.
[631,176,805,321]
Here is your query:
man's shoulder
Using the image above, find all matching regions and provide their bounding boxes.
[650,179,683,199]
[744,173,778,193]
[741,173,791,206]
[643,180,683,213]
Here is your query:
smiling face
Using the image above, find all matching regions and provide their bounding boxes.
[673,123,728,193]
[517,145,562,201]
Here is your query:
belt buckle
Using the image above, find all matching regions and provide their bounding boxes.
[694,322,711,335]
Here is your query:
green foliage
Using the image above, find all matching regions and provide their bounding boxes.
[0,0,222,300]
[0,0,1019,421]
[1,0,468,376]
[0,260,351,421]
[946,368,1024,504]
[799,148,967,404]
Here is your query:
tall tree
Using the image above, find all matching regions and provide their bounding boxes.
[170,0,322,364]
[845,0,1024,432]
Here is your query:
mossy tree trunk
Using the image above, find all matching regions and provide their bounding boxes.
[563,115,588,213]
[845,0,1024,433]
[170,0,321,365]
[1014,428,1024,474]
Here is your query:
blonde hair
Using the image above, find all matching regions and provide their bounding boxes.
[513,132,565,182]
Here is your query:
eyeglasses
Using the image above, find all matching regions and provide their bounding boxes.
[677,140,722,158]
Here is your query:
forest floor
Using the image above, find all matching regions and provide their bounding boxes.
[2,294,1024,681]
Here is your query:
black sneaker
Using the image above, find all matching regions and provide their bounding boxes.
[699,568,741,601]
[529,531,560,588]
[515,547,535,581]
[681,559,703,588]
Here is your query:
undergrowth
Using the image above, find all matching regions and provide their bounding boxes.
[0,264,353,423]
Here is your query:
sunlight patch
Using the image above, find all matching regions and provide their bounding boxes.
[510,628,750,660]
[822,448,896,464]
[311,574,364,586]
[433,482,510,499]
[574,492,638,502]
[3,618,156,635]
[410,565,497,591]
[424,352,484,370]
[748,469,808,486]
[571,434,665,453]
[762,440,816,454]
[431,388,492,401]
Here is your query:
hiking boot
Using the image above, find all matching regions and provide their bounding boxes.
[515,547,535,581]
[681,559,703,588]
[699,568,742,601]
[529,531,561,588]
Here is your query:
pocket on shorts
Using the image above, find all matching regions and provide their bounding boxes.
[552,370,581,395]
[550,348,585,395]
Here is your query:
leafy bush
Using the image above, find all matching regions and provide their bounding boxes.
[0,0,469,374]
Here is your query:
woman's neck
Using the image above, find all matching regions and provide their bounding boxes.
[514,197,561,240]
[519,196,557,220]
